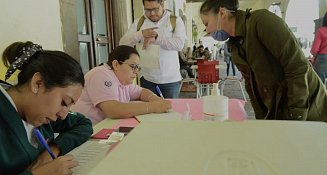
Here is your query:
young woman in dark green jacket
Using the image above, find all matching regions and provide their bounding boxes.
[200,0,327,121]
[0,41,93,174]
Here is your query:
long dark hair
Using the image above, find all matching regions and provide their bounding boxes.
[107,45,139,69]
[2,41,84,89]
[200,0,239,14]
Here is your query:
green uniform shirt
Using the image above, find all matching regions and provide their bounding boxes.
[0,89,93,174]
[230,9,327,120]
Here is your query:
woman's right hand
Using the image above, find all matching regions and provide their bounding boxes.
[150,99,172,113]
[31,155,78,175]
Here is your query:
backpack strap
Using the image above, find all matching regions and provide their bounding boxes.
[169,15,177,33]
[137,16,146,31]
[136,15,177,32]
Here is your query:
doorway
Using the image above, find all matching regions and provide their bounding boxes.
[76,0,114,73]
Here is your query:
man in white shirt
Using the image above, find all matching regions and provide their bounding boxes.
[211,44,218,60]
[119,0,186,98]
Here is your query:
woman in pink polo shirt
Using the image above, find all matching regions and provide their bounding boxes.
[71,45,171,125]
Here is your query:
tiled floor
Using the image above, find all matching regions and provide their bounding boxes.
[179,58,255,118]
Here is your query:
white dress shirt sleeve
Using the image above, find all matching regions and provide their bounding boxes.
[154,17,186,51]
[119,18,144,46]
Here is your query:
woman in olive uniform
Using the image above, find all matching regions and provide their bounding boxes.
[200,0,327,120]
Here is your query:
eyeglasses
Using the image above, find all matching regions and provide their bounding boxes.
[144,5,161,14]
[118,61,141,72]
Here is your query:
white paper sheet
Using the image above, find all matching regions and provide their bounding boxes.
[135,110,181,123]
[69,141,111,175]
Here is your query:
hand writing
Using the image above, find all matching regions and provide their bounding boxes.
[150,99,172,113]
[30,155,78,175]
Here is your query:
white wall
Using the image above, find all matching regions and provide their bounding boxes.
[0,0,63,82]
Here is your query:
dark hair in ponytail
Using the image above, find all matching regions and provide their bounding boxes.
[2,41,85,89]
[200,0,239,15]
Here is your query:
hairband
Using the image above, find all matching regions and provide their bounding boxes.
[5,44,43,81]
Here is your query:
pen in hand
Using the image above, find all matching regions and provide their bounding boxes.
[155,85,164,99]
[34,128,56,159]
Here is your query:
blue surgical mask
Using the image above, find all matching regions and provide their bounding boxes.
[211,30,230,41]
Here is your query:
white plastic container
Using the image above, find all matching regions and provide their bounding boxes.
[202,95,229,121]
[210,83,220,96]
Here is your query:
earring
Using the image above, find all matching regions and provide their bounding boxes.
[33,88,38,94]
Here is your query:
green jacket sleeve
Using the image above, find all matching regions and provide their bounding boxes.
[255,11,309,119]
[18,171,33,175]
[243,78,266,118]
[51,112,93,155]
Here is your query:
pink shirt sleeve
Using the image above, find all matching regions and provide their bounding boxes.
[128,84,143,101]
[85,68,120,107]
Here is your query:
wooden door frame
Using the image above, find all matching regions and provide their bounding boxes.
[60,0,114,69]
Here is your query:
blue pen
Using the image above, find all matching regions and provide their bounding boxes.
[155,85,164,98]
[34,128,56,159]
